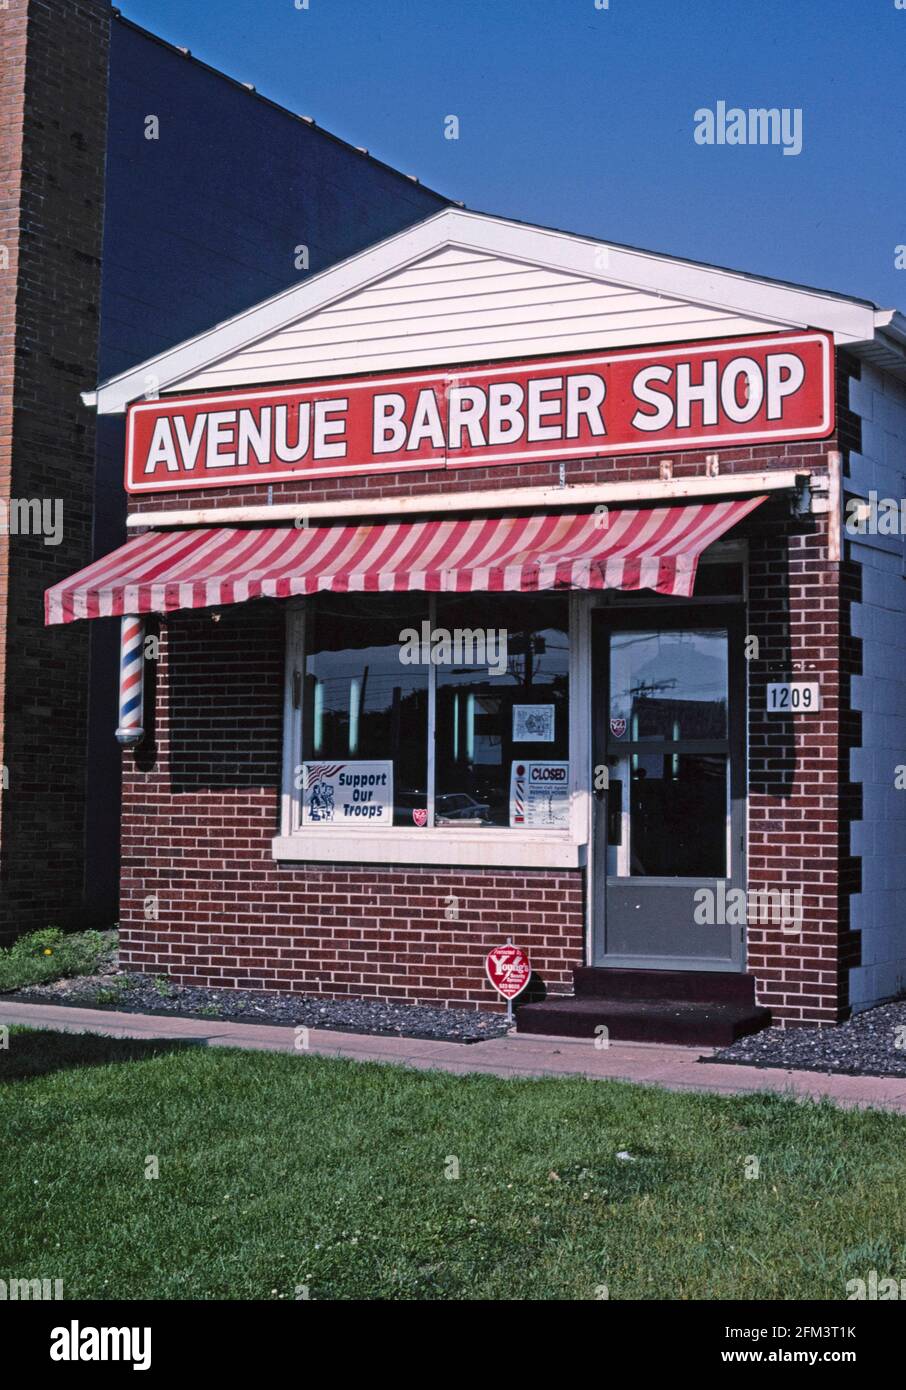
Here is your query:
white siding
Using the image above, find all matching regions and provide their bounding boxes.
[848,362,906,1010]
[173,246,781,390]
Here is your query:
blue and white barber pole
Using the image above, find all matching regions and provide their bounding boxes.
[115,614,145,746]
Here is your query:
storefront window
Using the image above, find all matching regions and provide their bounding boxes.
[302,595,429,828]
[434,595,570,827]
[296,592,570,832]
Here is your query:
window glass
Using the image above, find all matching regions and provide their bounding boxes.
[629,752,727,877]
[302,595,428,827]
[609,629,728,742]
[434,594,570,828]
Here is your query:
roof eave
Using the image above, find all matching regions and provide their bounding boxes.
[82,207,902,413]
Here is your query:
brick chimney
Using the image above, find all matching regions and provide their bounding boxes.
[0,0,111,939]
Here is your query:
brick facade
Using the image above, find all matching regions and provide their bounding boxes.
[119,605,584,1006]
[0,0,110,940]
[119,381,856,1021]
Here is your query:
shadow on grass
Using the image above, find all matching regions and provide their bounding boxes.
[0,1028,204,1083]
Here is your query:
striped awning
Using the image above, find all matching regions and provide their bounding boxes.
[45,498,766,624]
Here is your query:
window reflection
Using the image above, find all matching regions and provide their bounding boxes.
[435,595,570,827]
[610,629,728,742]
[300,593,571,831]
[303,595,428,827]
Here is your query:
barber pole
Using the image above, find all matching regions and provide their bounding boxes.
[115,615,145,746]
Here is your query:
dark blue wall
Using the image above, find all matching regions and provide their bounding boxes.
[98,18,448,379]
[84,17,450,917]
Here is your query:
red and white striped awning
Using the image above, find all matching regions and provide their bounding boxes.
[45,498,766,624]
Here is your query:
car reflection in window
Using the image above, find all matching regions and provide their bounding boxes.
[435,793,492,826]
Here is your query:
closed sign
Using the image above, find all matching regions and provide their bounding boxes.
[766,682,821,713]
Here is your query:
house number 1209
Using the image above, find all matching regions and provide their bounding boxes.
[766,682,821,713]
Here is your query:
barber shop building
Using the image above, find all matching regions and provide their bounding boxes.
[47,208,906,1042]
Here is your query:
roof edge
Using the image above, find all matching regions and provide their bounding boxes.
[86,207,897,413]
[111,11,456,207]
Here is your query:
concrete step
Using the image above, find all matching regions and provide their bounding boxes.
[515,995,772,1046]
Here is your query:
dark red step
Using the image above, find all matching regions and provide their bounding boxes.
[515,995,771,1046]
[573,966,757,1005]
[515,967,771,1045]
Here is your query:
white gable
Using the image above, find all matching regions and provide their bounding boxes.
[173,245,782,393]
[87,208,902,413]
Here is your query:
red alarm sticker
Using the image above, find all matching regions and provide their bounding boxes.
[485,945,531,1001]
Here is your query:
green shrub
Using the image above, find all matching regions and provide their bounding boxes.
[0,928,116,992]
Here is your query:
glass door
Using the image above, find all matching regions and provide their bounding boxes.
[592,606,746,968]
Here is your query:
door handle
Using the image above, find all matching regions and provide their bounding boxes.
[607,779,622,846]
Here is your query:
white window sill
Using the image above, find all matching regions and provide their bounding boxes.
[272,829,586,869]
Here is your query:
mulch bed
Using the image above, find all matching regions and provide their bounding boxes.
[705,998,906,1078]
[7,969,511,1044]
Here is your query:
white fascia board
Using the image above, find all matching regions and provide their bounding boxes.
[90,210,460,415]
[125,470,810,529]
[452,212,879,343]
[873,308,906,350]
[87,206,882,415]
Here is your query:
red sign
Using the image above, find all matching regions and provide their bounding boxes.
[485,945,531,1001]
[125,331,834,493]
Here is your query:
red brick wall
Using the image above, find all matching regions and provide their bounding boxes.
[743,359,861,1026]
[745,523,844,1024]
[119,606,584,1008]
[118,399,854,1018]
[128,435,832,515]
[0,0,110,940]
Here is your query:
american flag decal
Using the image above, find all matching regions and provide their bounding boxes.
[302,763,344,790]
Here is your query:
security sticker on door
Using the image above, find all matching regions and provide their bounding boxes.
[510,761,570,828]
[766,682,821,714]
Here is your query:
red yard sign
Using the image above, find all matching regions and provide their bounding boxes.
[485,945,531,1001]
[125,330,834,492]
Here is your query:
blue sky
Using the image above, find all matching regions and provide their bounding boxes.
[121,0,906,309]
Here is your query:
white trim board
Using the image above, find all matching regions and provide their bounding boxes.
[271,830,584,869]
[84,208,902,415]
[126,470,811,529]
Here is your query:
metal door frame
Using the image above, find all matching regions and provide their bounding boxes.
[590,602,748,970]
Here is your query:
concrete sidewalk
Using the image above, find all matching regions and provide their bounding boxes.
[3,999,906,1113]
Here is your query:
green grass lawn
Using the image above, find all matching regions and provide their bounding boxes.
[2,1027,905,1300]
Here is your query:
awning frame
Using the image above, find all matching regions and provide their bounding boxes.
[124,469,811,530]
